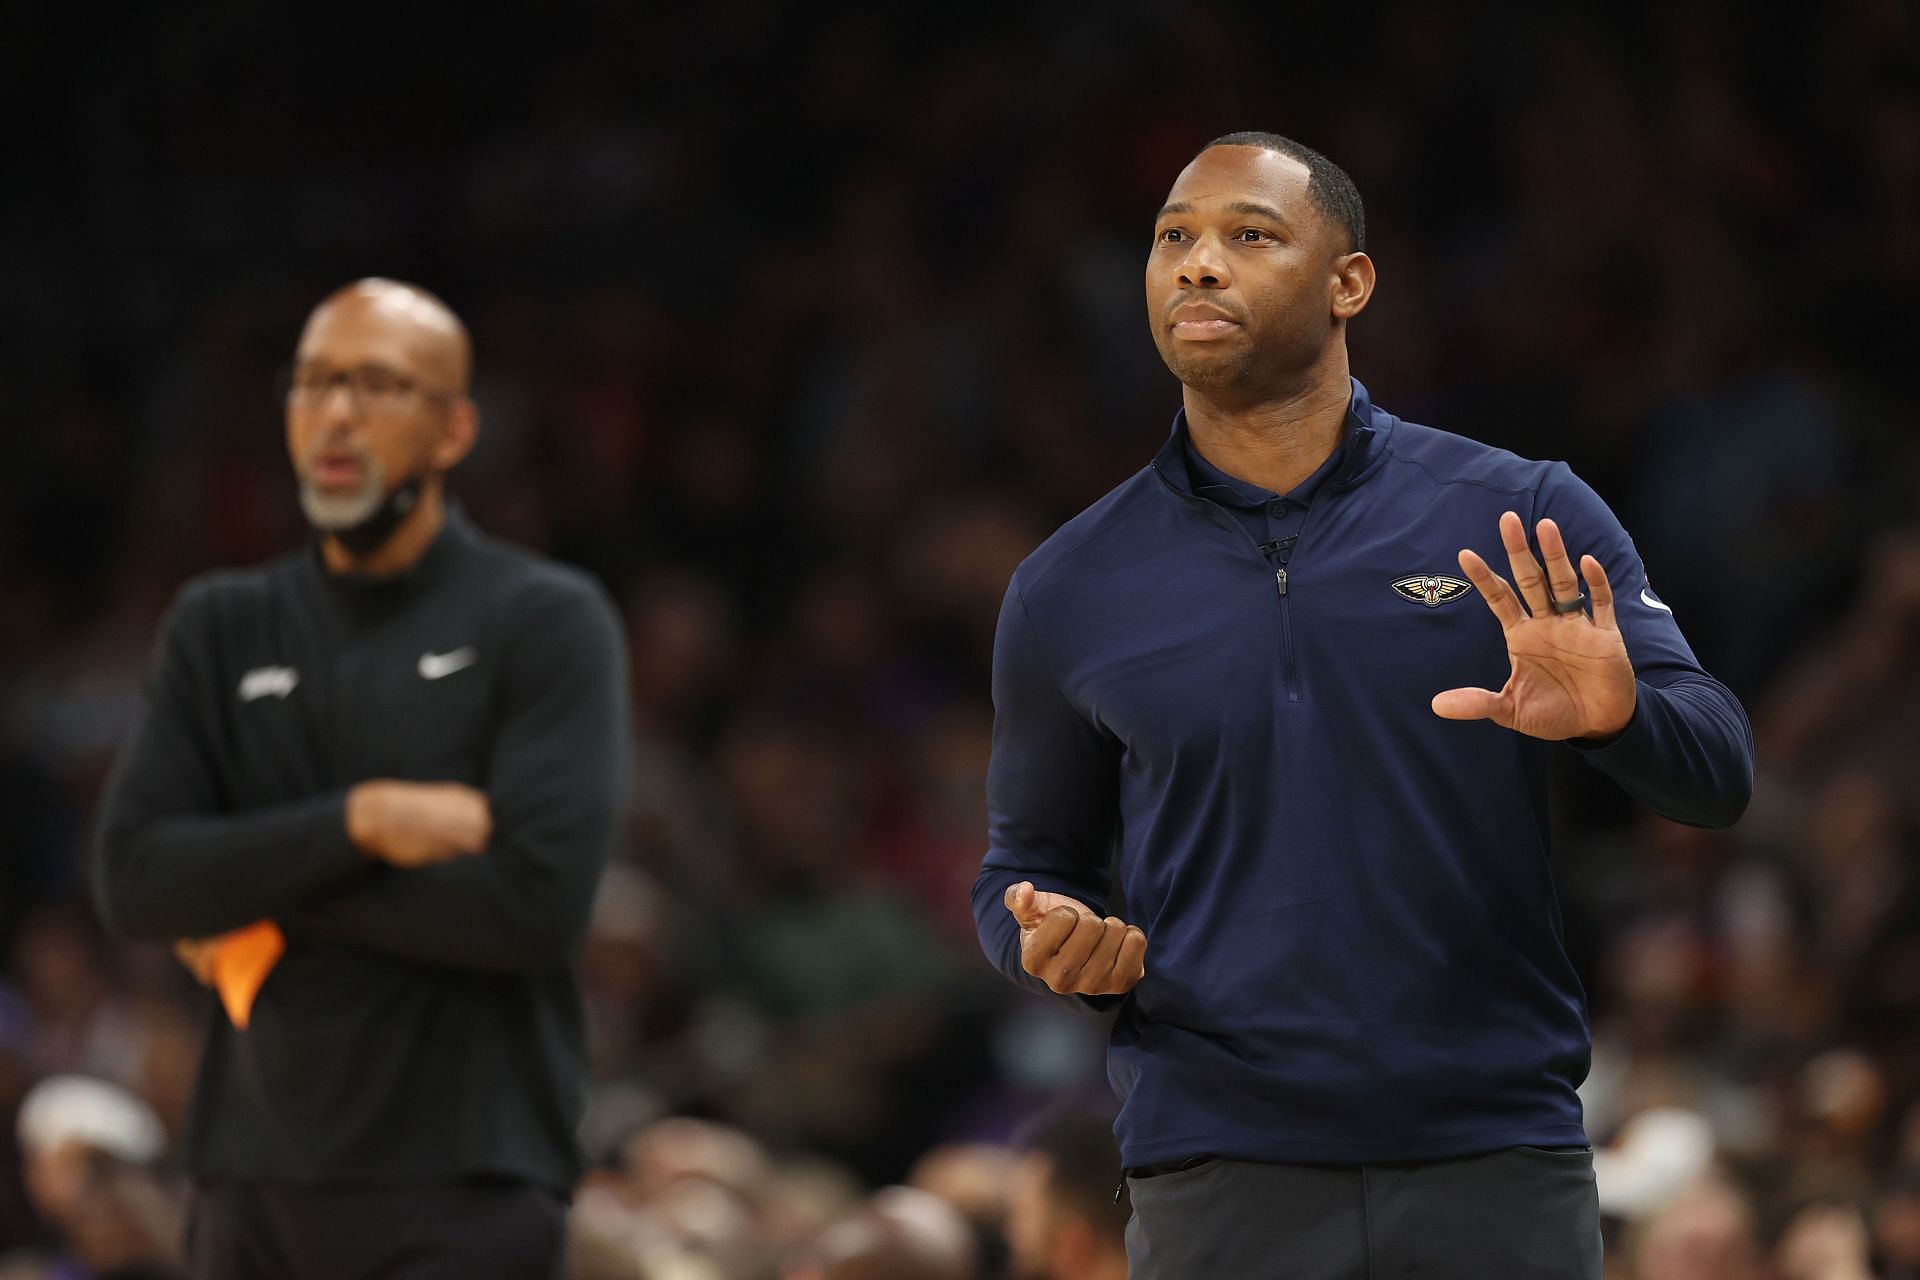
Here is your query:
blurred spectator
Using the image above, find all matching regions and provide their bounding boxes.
[1003,1112,1128,1280]
[6,914,138,1088]
[1774,1200,1876,1280]
[907,1143,1017,1277]
[13,1076,180,1279]
[1592,1106,1717,1223]
[784,1186,977,1280]
[1630,1178,1766,1280]
[1877,1166,1920,1280]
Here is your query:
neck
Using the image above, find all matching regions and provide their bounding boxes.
[1182,346,1353,495]
[320,482,447,577]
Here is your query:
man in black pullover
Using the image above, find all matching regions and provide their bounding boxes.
[93,279,630,1279]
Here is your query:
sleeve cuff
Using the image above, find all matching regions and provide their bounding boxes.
[278,788,366,882]
[1563,680,1652,761]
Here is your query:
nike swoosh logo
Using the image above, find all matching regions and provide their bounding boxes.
[418,648,478,680]
[1639,588,1673,614]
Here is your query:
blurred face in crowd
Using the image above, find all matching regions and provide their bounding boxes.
[1634,1182,1765,1280]
[1003,1151,1058,1277]
[1145,145,1373,400]
[284,280,476,530]
[1004,1152,1123,1280]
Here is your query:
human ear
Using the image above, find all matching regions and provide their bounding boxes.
[1332,251,1376,321]
[431,398,479,471]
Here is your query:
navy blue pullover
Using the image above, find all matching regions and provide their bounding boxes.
[973,379,1752,1168]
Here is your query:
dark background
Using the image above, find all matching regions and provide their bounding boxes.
[3,3,1919,1276]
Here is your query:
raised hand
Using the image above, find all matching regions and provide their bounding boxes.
[1432,512,1636,742]
[1003,882,1147,997]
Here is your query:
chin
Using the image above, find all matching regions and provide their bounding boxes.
[299,482,385,531]
[1164,351,1255,393]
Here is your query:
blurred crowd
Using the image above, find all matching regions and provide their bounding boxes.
[4,2,1920,1276]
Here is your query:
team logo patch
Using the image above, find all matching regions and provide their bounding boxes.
[238,666,299,701]
[1390,575,1474,608]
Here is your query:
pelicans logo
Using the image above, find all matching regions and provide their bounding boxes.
[1390,575,1474,608]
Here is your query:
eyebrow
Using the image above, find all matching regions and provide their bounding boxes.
[1155,200,1291,224]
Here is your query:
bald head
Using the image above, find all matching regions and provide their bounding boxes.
[301,278,472,395]
[285,278,480,564]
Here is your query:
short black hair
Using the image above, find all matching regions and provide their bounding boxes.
[1025,1110,1129,1246]
[1200,131,1366,253]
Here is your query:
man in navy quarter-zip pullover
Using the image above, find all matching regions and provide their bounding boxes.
[972,133,1752,1279]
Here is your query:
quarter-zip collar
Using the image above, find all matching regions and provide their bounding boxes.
[306,500,476,606]
[1151,375,1393,501]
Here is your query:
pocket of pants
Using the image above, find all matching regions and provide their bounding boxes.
[1514,1144,1593,1159]
[1128,1155,1220,1184]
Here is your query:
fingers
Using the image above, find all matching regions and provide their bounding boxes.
[1041,908,1105,985]
[1019,905,1084,979]
[1079,916,1128,985]
[1004,882,1041,928]
[1456,549,1525,630]
[462,809,493,854]
[1499,511,1550,616]
[1431,686,1513,727]
[1021,909,1148,996]
[1581,555,1617,632]
[1094,923,1148,994]
[1534,519,1582,608]
[449,789,493,853]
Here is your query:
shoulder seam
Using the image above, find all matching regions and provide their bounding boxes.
[1020,473,1158,596]
[1379,443,1539,499]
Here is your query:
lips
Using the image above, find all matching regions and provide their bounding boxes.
[1169,303,1242,340]
[310,454,368,488]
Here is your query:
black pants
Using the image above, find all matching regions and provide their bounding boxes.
[1126,1146,1602,1279]
[185,1179,567,1280]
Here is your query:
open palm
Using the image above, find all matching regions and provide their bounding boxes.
[1432,512,1637,742]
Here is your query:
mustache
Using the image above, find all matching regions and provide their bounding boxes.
[1165,295,1246,322]
[304,437,371,465]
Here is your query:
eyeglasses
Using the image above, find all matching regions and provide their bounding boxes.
[277,364,458,414]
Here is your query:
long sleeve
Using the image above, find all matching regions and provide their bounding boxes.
[1539,463,1755,827]
[971,576,1124,1005]
[92,583,366,941]
[278,573,630,973]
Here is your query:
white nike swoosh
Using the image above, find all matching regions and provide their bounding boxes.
[1639,588,1673,614]
[418,648,478,680]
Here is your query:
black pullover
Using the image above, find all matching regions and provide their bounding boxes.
[92,508,629,1192]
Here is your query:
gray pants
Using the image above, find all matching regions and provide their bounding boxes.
[1126,1146,1601,1279]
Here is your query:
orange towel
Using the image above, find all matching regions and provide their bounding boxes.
[209,920,286,1029]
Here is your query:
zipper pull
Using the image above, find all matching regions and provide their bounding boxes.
[1275,568,1288,597]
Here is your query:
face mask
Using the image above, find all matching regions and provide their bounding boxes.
[327,470,428,556]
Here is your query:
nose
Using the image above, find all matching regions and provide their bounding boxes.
[314,377,362,427]
[1178,233,1230,289]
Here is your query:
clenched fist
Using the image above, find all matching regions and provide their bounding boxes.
[346,781,492,868]
[1004,882,1147,997]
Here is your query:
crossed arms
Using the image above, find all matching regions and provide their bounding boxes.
[92,574,629,974]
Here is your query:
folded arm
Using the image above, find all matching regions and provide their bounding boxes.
[92,583,367,941]
[279,574,631,972]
